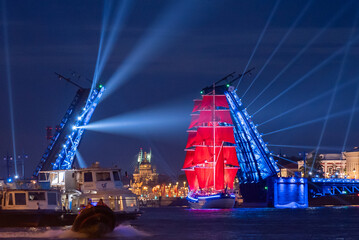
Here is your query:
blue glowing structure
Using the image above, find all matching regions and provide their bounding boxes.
[33,85,105,176]
[311,178,359,196]
[274,177,308,208]
[225,90,279,183]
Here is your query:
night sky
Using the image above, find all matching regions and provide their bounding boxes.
[0,0,358,179]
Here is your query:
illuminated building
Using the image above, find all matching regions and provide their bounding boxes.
[297,148,359,179]
[130,149,189,202]
[131,148,159,197]
[344,148,359,179]
[279,163,300,177]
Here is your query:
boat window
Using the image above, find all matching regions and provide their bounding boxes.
[47,192,57,205]
[28,192,46,201]
[8,193,13,205]
[2,193,6,206]
[39,172,49,181]
[84,172,93,182]
[15,193,26,205]
[125,197,137,208]
[96,172,111,181]
[113,171,120,181]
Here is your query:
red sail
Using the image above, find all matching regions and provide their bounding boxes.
[194,127,235,146]
[223,146,239,167]
[224,168,238,189]
[192,99,202,112]
[215,146,224,190]
[194,146,239,167]
[189,110,233,128]
[195,167,214,189]
[193,146,213,165]
[183,151,195,169]
[201,95,229,110]
[185,131,197,148]
[185,169,199,191]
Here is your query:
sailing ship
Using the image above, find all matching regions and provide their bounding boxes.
[183,71,280,209]
[183,83,239,209]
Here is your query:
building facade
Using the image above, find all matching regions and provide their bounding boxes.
[296,148,359,179]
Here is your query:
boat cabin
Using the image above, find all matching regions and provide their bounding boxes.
[37,162,123,192]
[0,189,61,211]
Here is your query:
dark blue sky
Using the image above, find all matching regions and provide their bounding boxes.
[0,0,358,178]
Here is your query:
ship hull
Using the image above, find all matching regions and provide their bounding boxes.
[187,194,235,209]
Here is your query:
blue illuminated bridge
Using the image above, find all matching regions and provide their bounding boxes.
[310,178,359,196]
[33,76,105,177]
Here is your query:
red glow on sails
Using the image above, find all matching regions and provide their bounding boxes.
[183,151,195,169]
[194,127,235,146]
[193,146,213,165]
[223,146,239,166]
[192,99,202,112]
[185,131,197,148]
[189,110,233,128]
[185,169,199,191]
[201,95,229,110]
[183,93,239,192]
[193,146,239,167]
[224,168,238,189]
[215,146,224,190]
[195,167,214,189]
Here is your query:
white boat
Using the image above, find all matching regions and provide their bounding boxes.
[0,189,64,227]
[37,162,140,224]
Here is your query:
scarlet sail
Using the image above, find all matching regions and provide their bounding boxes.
[183,92,239,193]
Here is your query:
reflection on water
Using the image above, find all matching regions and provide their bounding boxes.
[0,225,150,239]
[1,207,359,239]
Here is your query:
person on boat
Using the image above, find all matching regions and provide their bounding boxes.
[85,199,93,209]
[97,199,107,207]
[78,199,93,214]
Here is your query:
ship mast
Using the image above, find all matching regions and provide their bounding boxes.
[213,82,216,191]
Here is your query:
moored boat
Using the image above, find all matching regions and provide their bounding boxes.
[0,189,64,227]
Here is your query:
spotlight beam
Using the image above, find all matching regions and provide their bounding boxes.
[268,144,343,152]
[311,13,358,170]
[253,31,359,116]
[97,0,132,80]
[274,155,299,165]
[102,1,203,100]
[242,0,312,98]
[235,0,281,89]
[79,103,189,138]
[247,2,352,109]
[75,151,87,168]
[341,84,359,153]
[258,78,357,126]
[92,0,112,91]
[262,106,359,136]
[2,1,18,177]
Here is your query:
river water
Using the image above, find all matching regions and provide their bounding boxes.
[1,206,359,239]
